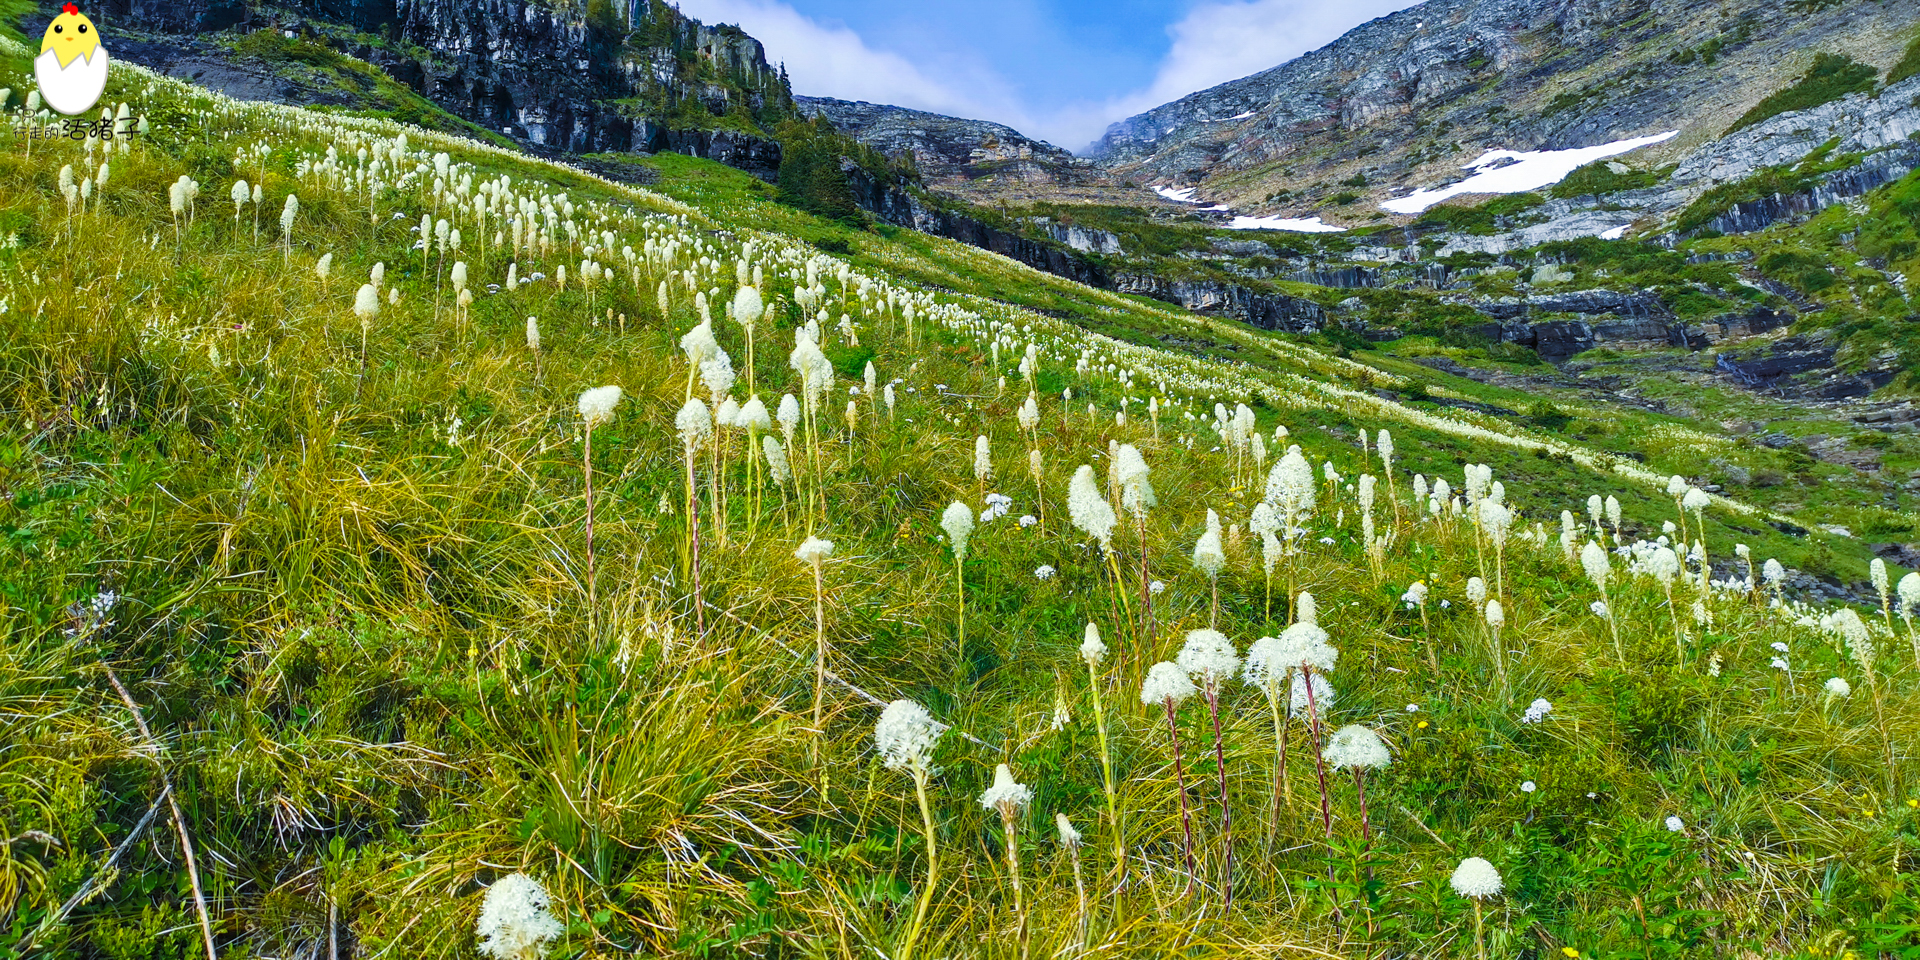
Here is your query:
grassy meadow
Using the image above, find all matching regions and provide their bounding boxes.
[4,33,1920,960]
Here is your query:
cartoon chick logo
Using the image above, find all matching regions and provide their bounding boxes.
[34,3,109,117]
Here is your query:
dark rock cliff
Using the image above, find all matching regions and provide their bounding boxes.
[97,0,791,170]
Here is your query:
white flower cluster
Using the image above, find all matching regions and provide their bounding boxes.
[1323,724,1391,771]
[875,699,942,772]
[476,873,565,960]
[1450,857,1503,899]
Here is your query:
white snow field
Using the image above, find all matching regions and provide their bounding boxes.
[1380,131,1679,215]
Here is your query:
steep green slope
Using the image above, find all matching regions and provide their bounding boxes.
[5,32,1920,960]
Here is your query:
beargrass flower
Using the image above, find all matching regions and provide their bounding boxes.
[676,399,712,450]
[762,436,790,488]
[578,386,622,430]
[1080,623,1107,666]
[876,699,940,772]
[476,872,565,960]
[1451,857,1503,899]
[1141,661,1200,878]
[1066,465,1116,554]
[877,699,942,959]
[1324,725,1390,771]
[1452,856,1503,960]
[1825,677,1852,699]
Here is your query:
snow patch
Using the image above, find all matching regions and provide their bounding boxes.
[1600,225,1630,240]
[1152,184,1347,232]
[1381,131,1680,215]
[1227,215,1347,234]
[1204,111,1257,122]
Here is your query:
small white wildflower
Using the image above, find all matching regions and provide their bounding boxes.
[1034,564,1056,580]
[1066,465,1117,553]
[1824,677,1852,699]
[1520,781,1537,793]
[1018,514,1038,528]
[1402,582,1428,607]
[980,492,1013,522]
[1192,509,1225,579]
[762,436,791,486]
[1149,580,1166,596]
[1521,698,1552,724]
[1665,815,1684,833]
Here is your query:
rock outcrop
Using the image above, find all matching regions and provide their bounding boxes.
[796,97,1080,180]
[1466,298,1791,359]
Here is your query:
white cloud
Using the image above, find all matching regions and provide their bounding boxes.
[670,0,1422,154]
[673,0,1035,131]
[1131,0,1420,112]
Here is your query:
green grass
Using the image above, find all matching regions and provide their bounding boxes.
[0,0,29,45]
[1550,160,1674,200]
[6,39,1920,960]
[1890,29,1920,86]
[1727,53,1880,135]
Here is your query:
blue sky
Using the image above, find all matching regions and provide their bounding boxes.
[673,0,1421,151]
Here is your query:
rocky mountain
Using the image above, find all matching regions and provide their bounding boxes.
[796,97,1073,176]
[795,96,1133,205]
[88,0,796,173]
[1090,0,1920,219]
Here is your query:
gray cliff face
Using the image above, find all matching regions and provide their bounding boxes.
[794,95,1096,194]
[99,0,792,168]
[796,97,1075,171]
